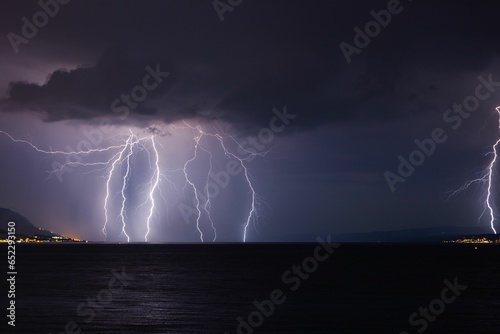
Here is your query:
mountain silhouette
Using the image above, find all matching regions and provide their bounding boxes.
[0,208,55,236]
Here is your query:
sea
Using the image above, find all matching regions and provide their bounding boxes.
[3,243,500,333]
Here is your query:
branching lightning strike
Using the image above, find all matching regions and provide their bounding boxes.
[174,122,265,242]
[448,106,500,234]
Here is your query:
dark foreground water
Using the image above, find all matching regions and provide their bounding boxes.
[2,243,500,333]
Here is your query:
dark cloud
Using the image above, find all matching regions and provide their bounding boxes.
[1,0,500,133]
[2,50,174,120]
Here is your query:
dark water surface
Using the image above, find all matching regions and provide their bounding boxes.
[3,243,500,333]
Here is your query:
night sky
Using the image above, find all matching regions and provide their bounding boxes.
[1,0,500,242]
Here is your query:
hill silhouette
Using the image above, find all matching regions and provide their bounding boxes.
[0,208,55,236]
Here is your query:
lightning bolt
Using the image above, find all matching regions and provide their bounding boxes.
[213,132,258,242]
[485,107,500,234]
[448,106,500,234]
[0,130,126,155]
[103,133,140,241]
[145,136,160,242]
[182,131,205,241]
[201,146,217,242]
